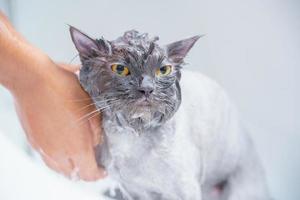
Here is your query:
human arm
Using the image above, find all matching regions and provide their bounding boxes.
[0,12,105,181]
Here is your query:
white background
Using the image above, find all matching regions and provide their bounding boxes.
[0,0,299,199]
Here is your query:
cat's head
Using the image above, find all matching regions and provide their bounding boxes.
[70,26,199,131]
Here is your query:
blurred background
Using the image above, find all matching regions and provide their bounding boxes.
[0,0,299,199]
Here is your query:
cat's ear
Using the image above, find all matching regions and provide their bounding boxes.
[166,35,201,63]
[69,26,110,58]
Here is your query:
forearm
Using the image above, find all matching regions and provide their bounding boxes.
[0,42,50,91]
[0,13,52,93]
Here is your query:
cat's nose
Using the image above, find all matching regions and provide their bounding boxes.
[138,75,154,97]
[138,87,154,97]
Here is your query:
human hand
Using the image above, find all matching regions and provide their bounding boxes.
[0,12,105,181]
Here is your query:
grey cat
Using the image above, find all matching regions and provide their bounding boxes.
[70,27,270,200]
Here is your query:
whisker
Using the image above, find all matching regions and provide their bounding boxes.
[76,98,117,111]
[75,99,120,124]
[64,99,122,136]
[96,101,119,112]
[75,102,97,113]
[69,53,79,65]
[75,108,101,124]
[66,96,105,102]
[66,94,120,103]
[66,99,94,102]
[87,111,101,123]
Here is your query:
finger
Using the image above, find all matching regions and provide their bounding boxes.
[72,152,107,181]
[88,110,103,146]
[77,158,107,181]
[41,154,74,178]
[57,62,80,73]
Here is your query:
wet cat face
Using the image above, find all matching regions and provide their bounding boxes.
[70,27,199,130]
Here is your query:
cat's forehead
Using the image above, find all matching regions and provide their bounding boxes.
[113,30,159,47]
[70,26,200,66]
[110,30,165,59]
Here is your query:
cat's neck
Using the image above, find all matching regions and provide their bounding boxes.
[102,109,166,133]
[98,110,175,168]
[101,109,175,141]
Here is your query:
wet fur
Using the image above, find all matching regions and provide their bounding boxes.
[70,28,270,200]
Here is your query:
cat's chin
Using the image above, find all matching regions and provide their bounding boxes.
[134,98,152,107]
[131,106,152,120]
[113,107,165,131]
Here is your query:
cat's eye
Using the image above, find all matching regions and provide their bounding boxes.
[156,65,172,77]
[111,64,130,76]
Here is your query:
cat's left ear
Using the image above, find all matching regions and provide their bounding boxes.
[69,25,111,58]
[166,35,201,63]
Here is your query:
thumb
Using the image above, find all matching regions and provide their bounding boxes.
[72,152,107,181]
[88,111,103,147]
[57,62,80,73]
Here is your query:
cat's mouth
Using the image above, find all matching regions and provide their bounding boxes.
[135,97,152,107]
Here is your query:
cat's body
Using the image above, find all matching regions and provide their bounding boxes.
[98,70,268,200]
[69,27,270,200]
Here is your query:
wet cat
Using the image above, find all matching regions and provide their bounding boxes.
[70,27,270,200]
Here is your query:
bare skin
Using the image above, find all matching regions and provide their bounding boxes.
[0,12,105,181]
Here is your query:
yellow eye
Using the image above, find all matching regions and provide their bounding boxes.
[156,65,172,77]
[111,64,130,76]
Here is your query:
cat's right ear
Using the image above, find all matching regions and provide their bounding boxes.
[166,35,201,63]
[69,26,110,58]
